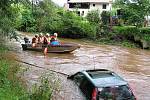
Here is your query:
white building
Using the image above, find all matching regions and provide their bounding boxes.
[65,0,113,17]
[145,16,150,26]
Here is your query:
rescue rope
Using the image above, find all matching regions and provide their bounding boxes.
[15,59,69,77]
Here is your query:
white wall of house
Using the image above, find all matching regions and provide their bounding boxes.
[66,0,112,17]
[68,8,89,17]
[90,3,112,12]
[146,16,150,26]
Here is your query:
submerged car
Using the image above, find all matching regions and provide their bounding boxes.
[68,69,136,100]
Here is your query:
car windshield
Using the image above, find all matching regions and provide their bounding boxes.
[98,85,135,100]
[88,71,113,79]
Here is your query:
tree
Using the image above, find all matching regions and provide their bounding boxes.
[86,10,101,24]
[114,0,150,27]
[0,0,31,36]
[0,0,97,39]
[60,11,96,39]
[0,0,16,36]
[99,11,111,36]
[101,11,110,25]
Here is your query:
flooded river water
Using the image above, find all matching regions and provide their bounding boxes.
[12,32,150,100]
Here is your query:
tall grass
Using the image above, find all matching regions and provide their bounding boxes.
[29,73,61,100]
[0,43,28,100]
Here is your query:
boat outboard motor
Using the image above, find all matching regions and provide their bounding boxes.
[24,36,30,44]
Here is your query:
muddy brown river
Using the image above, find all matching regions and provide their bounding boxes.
[11,32,150,100]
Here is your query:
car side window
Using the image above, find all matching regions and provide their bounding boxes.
[73,73,94,99]
[73,72,84,86]
[79,77,94,99]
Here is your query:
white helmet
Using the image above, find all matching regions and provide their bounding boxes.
[39,33,43,36]
[54,33,58,37]
[46,33,49,36]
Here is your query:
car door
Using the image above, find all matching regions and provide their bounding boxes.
[73,72,94,100]
[73,72,85,86]
[79,76,94,100]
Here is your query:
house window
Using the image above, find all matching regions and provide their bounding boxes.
[77,11,80,16]
[93,4,95,7]
[102,4,107,9]
[81,11,84,16]
[69,3,90,9]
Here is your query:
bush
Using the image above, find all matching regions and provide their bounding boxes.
[29,72,60,100]
[86,10,101,24]
[140,27,150,34]
[109,26,150,47]
[29,76,53,100]
[101,11,110,25]
[26,26,37,32]
[60,11,96,39]
[140,28,150,41]
[111,26,139,41]
[121,40,137,48]
[142,34,150,41]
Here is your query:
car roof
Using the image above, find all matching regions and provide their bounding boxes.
[81,69,128,88]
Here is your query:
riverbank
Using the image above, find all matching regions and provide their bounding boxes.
[80,38,139,48]
[81,26,150,49]
[0,37,55,100]
[0,39,27,99]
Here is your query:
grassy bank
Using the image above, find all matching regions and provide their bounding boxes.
[81,38,139,48]
[0,42,28,99]
[88,26,150,49]
[95,39,138,48]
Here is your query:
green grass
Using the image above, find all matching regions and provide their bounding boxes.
[119,40,138,48]
[29,73,59,100]
[0,45,28,100]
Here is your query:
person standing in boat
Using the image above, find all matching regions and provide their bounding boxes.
[43,33,51,45]
[38,33,44,43]
[32,34,38,47]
